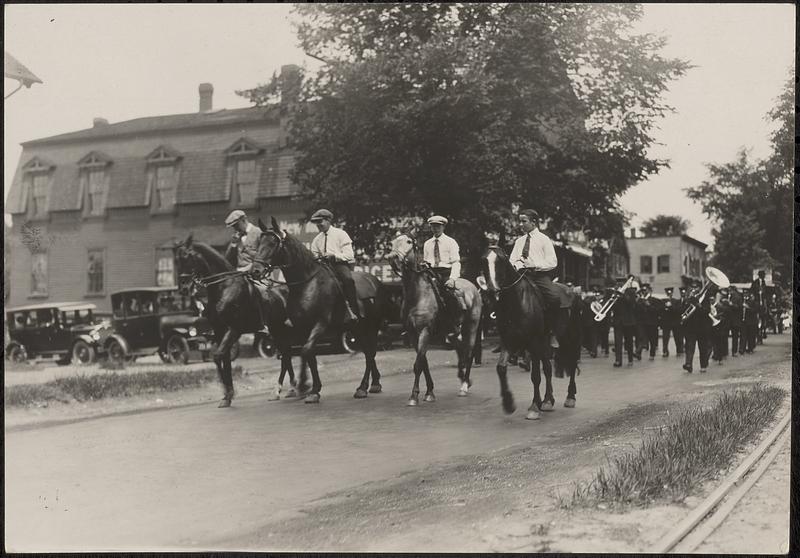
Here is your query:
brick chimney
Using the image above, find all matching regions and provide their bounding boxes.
[280,65,302,106]
[198,83,213,112]
[93,117,109,127]
[629,227,636,239]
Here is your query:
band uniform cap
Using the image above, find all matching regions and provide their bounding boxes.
[664,287,674,292]
[225,209,246,227]
[310,209,334,222]
[427,215,448,225]
[518,208,540,221]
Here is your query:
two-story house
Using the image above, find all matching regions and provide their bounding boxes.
[625,229,708,292]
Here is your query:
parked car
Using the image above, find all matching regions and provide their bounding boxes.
[254,325,359,359]
[105,287,238,364]
[5,302,111,365]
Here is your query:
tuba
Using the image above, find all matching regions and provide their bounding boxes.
[593,275,635,322]
[681,267,730,324]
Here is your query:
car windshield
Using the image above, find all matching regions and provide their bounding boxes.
[35,309,56,327]
[62,308,94,327]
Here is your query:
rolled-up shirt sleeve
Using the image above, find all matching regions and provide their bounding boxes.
[333,228,355,263]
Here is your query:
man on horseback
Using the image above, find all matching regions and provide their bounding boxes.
[422,215,467,343]
[224,209,262,272]
[509,208,572,348]
[309,208,362,324]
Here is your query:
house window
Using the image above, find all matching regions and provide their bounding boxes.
[657,255,670,273]
[87,169,107,216]
[31,174,49,218]
[155,247,176,287]
[31,252,48,296]
[235,159,257,206]
[154,165,176,211]
[87,249,105,294]
[640,255,652,275]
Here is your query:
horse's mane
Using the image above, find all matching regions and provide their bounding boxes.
[191,241,233,272]
[281,232,319,271]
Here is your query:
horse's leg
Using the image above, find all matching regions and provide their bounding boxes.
[407,329,426,406]
[496,344,515,415]
[301,323,326,404]
[458,314,479,397]
[422,350,435,402]
[527,345,543,420]
[365,315,383,394]
[540,338,555,410]
[213,328,239,408]
[412,327,435,403]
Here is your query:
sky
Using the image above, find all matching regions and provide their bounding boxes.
[4,3,795,246]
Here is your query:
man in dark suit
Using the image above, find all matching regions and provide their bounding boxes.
[742,290,759,353]
[613,285,638,367]
[596,287,612,356]
[635,283,661,360]
[682,280,714,374]
[750,270,768,343]
[728,286,744,357]
[659,287,681,357]
[711,288,732,364]
[675,286,688,356]
[581,287,600,358]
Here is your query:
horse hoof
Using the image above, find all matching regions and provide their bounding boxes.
[304,393,320,404]
[267,391,281,402]
[218,399,232,408]
[564,398,576,408]
[540,401,554,412]
[354,388,368,399]
[368,384,382,394]
[423,393,436,402]
[526,410,541,420]
[285,389,297,398]
[407,397,419,407]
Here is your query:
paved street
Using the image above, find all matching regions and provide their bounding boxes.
[4,334,791,552]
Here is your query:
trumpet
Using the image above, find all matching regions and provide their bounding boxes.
[593,275,635,322]
[709,300,721,327]
[681,267,730,324]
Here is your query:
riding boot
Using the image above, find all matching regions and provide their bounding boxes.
[343,279,362,324]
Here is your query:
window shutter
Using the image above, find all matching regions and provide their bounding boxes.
[225,162,234,202]
[145,167,154,208]
[18,176,29,214]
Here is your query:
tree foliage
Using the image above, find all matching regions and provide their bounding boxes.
[639,214,690,237]
[686,73,793,278]
[239,4,689,267]
[711,211,775,282]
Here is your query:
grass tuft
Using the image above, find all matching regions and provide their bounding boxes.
[5,365,243,407]
[566,383,786,508]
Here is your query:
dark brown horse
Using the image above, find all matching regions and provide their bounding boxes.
[253,217,386,403]
[482,245,580,420]
[388,233,483,405]
[174,235,298,406]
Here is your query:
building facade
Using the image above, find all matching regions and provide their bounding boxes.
[625,231,708,292]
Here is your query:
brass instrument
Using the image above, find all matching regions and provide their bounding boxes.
[709,299,722,327]
[593,275,635,322]
[681,267,730,324]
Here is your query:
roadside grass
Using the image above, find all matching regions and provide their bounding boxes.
[5,365,243,407]
[563,383,786,509]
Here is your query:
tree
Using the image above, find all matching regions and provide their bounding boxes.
[686,71,793,278]
[711,211,775,283]
[239,4,689,268]
[639,215,689,237]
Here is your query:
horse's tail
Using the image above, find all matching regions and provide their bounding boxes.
[560,297,584,373]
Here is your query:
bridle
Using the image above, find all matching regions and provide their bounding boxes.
[254,228,323,287]
[485,247,529,292]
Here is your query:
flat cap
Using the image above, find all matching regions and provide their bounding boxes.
[518,208,540,221]
[225,209,246,227]
[310,208,334,222]
[427,215,448,226]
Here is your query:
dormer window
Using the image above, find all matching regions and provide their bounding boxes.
[23,157,54,219]
[225,138,263,208]
[146,146,181,213]
[78,151,112,217]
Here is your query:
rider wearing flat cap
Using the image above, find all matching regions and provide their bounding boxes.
[422,215,467,341]
[225,209,262,273]
[309,208,361,323]
[509,208,572,348]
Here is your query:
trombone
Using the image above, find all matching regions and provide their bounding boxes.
[592,275,635,322]
[680,267,730,324]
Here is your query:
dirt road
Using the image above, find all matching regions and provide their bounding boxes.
[4,336,791,552]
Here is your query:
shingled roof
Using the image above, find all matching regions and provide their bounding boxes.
[22,106,280,146]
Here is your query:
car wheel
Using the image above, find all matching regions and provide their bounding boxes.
[257,336,276,359]
[166,334,190,365]
[72,340,96,366]
[7,344,27,363]
[107,339,127,364]
[341,328,359,354]
[230,340,240,362]
[157,349,171,364]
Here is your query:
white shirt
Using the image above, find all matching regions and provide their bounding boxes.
[509,228,557,271]
[310,226,355,264]
[423,233,461,280]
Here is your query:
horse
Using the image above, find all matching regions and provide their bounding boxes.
[173,235,298,406]
[388,232,483,405]
[252,217,386,403]
[482,245,580,420]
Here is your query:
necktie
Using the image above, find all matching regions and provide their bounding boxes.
[521,233,531,259]
[434,239,440,266]
[323,233,328,255]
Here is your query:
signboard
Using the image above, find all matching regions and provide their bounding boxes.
[354,261,401,284]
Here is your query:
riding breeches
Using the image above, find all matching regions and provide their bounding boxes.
[332,263,361,317]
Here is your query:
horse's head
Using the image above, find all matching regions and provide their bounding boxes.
[482,245,514,293]
[255,216,287,269]
[387,232,420,275]
[173,234,208,295]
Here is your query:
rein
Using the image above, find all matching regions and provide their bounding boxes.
[257,229,326,287]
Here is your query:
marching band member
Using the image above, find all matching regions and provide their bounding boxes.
[596,287,612,357]
[675,286,688,355]
[581,288,600,358]
[659,287,681,357]
[711,288,732,364]
[612,283,638,367]
[750,270,768,344]
[742,289,759,353]
[635,283,660,361]
[728,285,744,356]
[681,279,714,374]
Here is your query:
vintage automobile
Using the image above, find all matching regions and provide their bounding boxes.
[105,287,238,364]
[5,302,111,365]
[254,325,359,359]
